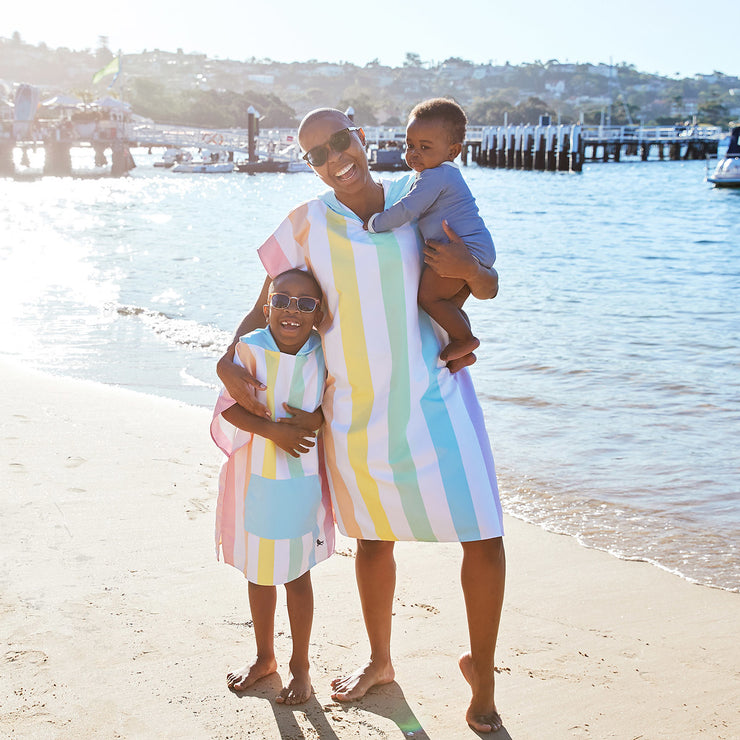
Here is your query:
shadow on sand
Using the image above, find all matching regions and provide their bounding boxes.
[231,674,512,738]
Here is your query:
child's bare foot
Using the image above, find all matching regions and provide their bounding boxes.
[276,668,313,705]
[446,352,477,373]
[459,652,502,733]
[330,660,395,701]
[440,336,480,362]
[226,656,278,692]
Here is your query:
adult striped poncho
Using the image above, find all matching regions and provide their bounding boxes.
[257,176,504,543]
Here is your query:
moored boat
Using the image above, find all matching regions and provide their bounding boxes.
[707,126,740,187]
[367,145,410,172]
[155,148,191,168]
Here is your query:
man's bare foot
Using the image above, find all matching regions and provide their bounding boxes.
[226,656,278,692]
[459,652,502,733]
[330,660,395,701]
[276,668,313,705]
[440,336,480,362]
[446,351,477,373]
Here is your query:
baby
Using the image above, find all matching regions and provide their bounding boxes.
[211,268,332,705]
[367,98,495,362]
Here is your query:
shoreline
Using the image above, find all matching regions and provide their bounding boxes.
[2,359,738,738]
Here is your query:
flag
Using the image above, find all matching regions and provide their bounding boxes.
[92,56,120,85]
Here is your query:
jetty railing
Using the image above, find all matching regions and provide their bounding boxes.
[462,123,723,171]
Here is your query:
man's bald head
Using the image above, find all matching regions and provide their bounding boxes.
[298,108,353,148]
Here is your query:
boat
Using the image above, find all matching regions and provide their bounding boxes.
[367,144,410,172]
[235,141,311,174]
[154,148,191,168]
[171,161,234,173]
[707,126,740,187]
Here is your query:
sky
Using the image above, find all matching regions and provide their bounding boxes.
[4,0,738,79]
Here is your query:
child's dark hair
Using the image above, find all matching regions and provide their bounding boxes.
[272,268,322,297]
[409,98,467,144]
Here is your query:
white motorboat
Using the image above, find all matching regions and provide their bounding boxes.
[155,148,191,168]
[707,126,740,187]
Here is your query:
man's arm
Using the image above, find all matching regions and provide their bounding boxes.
[423,220,498,299]
[216,275,272,416]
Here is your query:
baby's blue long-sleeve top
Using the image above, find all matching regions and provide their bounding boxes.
[367,161,495,267]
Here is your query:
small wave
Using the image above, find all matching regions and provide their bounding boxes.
[179,368,219,389]
[498,474,740,593]
[111,303,231,350]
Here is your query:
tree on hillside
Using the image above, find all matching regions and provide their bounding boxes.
[512,96,553,124]
[404,52,423,68]
[468,97,515,125]
[336,96,378,125]
[697,98,729,126]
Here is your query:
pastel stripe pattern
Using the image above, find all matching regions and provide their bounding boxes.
[211,327,334,585]
[256,178,504,543]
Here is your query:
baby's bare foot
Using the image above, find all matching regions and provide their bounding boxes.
[441,336,480,362]
[227,656,277,692]
[446,351,477,373]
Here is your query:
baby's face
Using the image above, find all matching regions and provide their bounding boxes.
[404,118,459,172]
[264,272,321,355]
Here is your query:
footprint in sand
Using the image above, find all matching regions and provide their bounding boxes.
[64,456,86,468]
[4,649,48,665]
[186,498,210,519]
[9,462,26,474]
[412,603,440,614]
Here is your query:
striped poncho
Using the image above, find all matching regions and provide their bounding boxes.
[211,327,334,585]
[257,176,504,543]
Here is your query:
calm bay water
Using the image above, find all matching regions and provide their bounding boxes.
[1,151,738,591]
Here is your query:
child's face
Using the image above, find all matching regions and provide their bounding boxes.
[404,117,462,172]
[263,272,322,355]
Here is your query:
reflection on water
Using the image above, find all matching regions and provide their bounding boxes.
[2,152,739,590]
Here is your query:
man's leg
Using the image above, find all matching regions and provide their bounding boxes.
[331,539,397,700]
[459,537,506,732]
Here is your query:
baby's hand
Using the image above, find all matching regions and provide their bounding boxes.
[362,219,370,231]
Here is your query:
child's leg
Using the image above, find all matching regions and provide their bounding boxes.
[226,582,278,691]
[418,266,480,361]
[276,570,314,705]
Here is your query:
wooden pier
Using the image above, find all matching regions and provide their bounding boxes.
[1,115,725,178]
[462,123,722,172]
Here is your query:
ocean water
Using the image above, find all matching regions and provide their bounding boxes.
[2,150,738,592]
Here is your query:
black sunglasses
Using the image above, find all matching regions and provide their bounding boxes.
[302,127,361,167]
[268,293,320,313]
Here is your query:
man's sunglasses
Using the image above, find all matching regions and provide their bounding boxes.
[268,293,320,313]
[302,127,361,167]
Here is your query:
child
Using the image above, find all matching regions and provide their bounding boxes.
[211,268,333,705]
[366,98,495,362]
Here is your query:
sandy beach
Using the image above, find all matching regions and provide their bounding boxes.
[1,358,738,739]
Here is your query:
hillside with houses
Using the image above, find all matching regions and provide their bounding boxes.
[1,34,738,129]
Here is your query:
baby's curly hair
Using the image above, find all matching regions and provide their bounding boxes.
[408,98,468,145]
